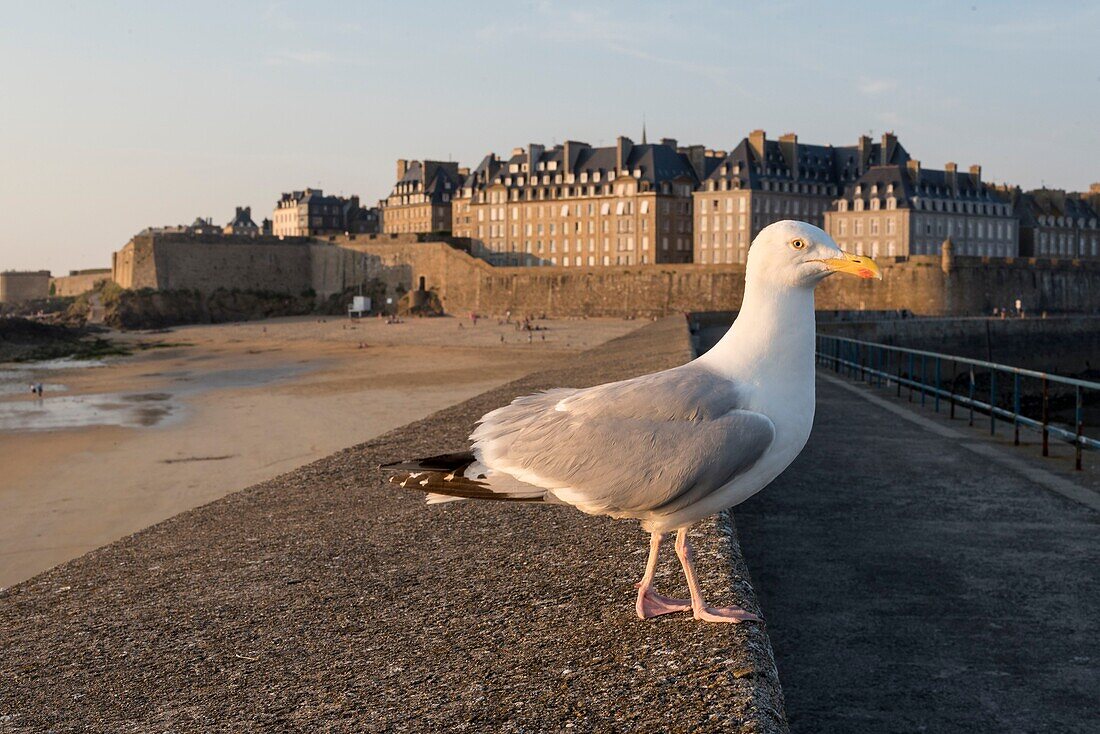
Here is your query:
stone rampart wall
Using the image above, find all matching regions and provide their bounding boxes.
[50,270,111,297]
[0,271,51,304]
[110,232,1100,318]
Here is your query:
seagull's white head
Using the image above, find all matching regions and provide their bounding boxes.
[745,220,882,289]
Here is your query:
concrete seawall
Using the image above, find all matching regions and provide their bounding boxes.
[818,315,1100,374]
[0,317,788,732]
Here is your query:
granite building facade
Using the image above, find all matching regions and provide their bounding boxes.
[693,131,909,264]
[455,136,713,266]
[825,160,1018,258]
[380,160,460,234]
[995,187,1100,258]
[273,190,377,237]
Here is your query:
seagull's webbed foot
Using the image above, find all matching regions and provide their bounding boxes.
[674,527,762,625]
[634,531,692,620]
[635,585,691,619]
[692,604,760,624]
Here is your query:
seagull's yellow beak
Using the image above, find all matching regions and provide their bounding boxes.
[821,251,882,280]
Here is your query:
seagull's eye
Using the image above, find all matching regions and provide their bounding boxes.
[790,238,807,250]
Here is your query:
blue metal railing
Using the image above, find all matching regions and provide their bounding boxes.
[816,334,1100,470]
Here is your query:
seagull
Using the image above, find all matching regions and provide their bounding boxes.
[384,220,881,623]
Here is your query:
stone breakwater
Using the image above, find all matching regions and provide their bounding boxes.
[0,316,787,733]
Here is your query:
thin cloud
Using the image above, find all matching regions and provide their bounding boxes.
[533,3,735,85]
[859,78,898,96]
[265,50,336,67]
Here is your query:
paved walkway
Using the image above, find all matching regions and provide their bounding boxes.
[0,318,785,733]
[735,371,1100,733]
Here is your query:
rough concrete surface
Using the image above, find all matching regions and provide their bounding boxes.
[0,317,786,733]
[735,371,1099,733]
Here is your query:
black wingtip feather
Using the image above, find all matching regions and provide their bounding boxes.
[379,451,476,472]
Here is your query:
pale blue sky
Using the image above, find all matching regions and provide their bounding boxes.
[1,1,1098,272]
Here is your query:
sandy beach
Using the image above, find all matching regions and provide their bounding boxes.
[0,315,644,587]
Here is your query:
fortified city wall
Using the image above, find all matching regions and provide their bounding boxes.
[340,239,1100,318]
[0,271,51,304]
[110,233,1100,318]
[111,233,428,299]
[50,269,112,297]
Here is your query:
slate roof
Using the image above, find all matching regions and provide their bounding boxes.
[486,140,700,188]
[392,161,459,203]
[1001,188,1100,227]
[838,164,1003,208]
[703,134,910,189]
[226,207,257,229]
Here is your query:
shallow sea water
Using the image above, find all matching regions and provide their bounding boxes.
[0,360,309,432]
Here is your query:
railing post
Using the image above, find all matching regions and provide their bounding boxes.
[896,351,902,398]
[935,358,941,413]
[1075,385,1083,471]
[969,368,975,427]
[990,369,997,436]
[1013,373,1021,446]
[1041,376,1049,457]
[908,353,914,402]
[920,354,927,408]
[835,339,840,374]
[950,360,957,420]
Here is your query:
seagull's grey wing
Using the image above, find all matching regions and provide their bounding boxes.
[470,366,775,517]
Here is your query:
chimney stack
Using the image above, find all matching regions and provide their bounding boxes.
[857,135,873,173]
[749,129,767,162]
[969,164,982,186]
[880,132,898,164]
[563,141,575,174]
[779,133,799,179]
[906,159,922,182]
[527,144,544,174]
[680,144,706,181]
[945,162,958,194]
[396,159,408,180]
[660,137,678,149]
[616,136,634,172]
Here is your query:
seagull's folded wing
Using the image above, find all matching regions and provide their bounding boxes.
[471,366,775,518]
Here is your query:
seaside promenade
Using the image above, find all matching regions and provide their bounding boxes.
[1,316,1097,732]
[737,371,1099,733]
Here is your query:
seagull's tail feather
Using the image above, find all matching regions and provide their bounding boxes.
[381,451,546,503]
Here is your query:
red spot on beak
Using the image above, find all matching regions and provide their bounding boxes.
[857,268,875,279]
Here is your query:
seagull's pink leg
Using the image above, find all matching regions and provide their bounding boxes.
[674,527,760,623]
[635,531,691,619]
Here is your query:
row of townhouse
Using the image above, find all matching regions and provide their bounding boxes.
[376,131,1100,266]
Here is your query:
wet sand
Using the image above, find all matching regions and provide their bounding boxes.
[0,315,644,587]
